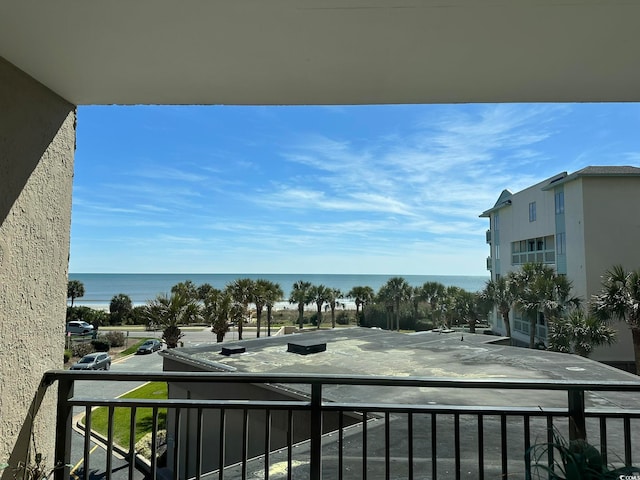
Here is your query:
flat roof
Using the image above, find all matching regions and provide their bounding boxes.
[163,328,640,479]
[162,327,638,408]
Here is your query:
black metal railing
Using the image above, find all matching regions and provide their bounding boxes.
[42,371,640,480]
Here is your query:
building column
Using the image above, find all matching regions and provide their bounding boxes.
[0,57,76,470]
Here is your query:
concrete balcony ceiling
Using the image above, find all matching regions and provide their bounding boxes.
[1,0,639,105]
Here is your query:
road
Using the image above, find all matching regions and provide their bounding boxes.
[69,326,259,479]
[70,346,163,480]
[107,325,259,346]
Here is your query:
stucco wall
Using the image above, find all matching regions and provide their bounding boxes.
[503,180,556,244]
[564,179,587,302]
[581,176,640,364]
[0,57,75,473]
[162,356,357,477]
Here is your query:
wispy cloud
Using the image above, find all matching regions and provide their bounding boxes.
[264,104,564,230]
[71,103,639,274]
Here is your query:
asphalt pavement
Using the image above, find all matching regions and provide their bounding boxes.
[70,347,162,480]
[108,325,259,346]
[68,326,261,479]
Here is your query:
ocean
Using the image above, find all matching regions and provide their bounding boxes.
[68,273,489,308]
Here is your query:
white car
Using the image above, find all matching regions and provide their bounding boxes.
[66,320,94,335]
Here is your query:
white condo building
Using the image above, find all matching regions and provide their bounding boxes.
[481,166,640,372]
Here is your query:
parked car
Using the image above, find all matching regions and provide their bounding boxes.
[137,339,162,354]
[70,352,111,370]
[66,320,94,335]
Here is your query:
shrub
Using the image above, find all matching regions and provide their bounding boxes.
[66,306,109,325]
[291,314,311,326]
[91,337,111,352]
[130,306,149,325]
[415,320,434,332]
[360,304,388,329]
[72,341,94,358]
[336,311,351,325]
[64,349,72,363]
[103,331,126,347]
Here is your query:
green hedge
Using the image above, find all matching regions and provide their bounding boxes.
[91,338,111,352]
[103,331,126,347]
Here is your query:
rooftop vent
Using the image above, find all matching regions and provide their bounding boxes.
[287,340,327,356]
[221,346,246,356]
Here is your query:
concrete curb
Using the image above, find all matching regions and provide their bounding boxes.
[72,384,157,476]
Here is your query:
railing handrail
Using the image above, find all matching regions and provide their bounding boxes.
[43,369,640,392]
[48,370,640,480]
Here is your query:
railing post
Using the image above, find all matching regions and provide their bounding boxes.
[310,382,322,480]
[54,375,74,480]
[568,388,585,441]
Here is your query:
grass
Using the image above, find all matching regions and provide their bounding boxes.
[84,382,167,447]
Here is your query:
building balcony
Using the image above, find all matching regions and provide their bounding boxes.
[486,256,492,271]
[44,370,640,480]
[485,230,492,244]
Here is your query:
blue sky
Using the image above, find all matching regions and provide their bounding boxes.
[71,103,640,275]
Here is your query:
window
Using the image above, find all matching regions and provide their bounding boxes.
[495,244,500,260]
[555,191,564,214]
[529,201,536,222]
[556,232,566,255]
[493,213,499,230]
[511,235,555,265]
[513,311,529,334]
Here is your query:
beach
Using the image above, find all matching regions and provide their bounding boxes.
[69,272,489,310]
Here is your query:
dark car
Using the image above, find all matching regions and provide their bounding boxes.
[137,339,162,354]
[70,352,111,370]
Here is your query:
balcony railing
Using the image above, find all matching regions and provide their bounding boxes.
[44,371,640,480]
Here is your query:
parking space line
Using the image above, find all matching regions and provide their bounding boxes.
[69,444,99,477]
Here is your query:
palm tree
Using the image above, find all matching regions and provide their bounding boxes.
[197,283,216,297]
[511,263,581,349]
[309,284,331,329]
[548,308,616,357]
[209,290,242,343]
[264,281,284,336]
[225,278,255,340]
[145,291,198,348]
[420,281,446,325]
[376,284,395,330]
[67,280,85,307]
[442,285,464,327]
[379,277,412,331]
[109,293,133,325]
[592,265,640,373]
[347,286,374,325]
[198,285,220,311]
[410,286,422,321]
[171,280,198,299]
[450,289,483,333]
[326,288,343,328]
[289,280,312,329]
[199,286,225,341]
[253,279,275,338]
[481,277,517,343]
